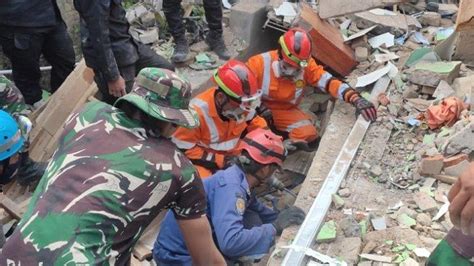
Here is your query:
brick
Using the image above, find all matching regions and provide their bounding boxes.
[444,154,469,168]
[419,155,444,176]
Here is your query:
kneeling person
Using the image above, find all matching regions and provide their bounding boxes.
[0,68,225,265]
[154,128,306,265]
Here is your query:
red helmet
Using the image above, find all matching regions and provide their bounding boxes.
[213,60,262,111]
[279,28,312,68]
[238,128,287,166]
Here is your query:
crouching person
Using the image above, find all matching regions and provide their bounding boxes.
[0,68,225,265]
[154,128,306,265]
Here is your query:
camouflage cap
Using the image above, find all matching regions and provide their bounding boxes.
[115,68,199,128]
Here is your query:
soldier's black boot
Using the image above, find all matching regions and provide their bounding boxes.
[171,36,189,63]
[206,31,230,60]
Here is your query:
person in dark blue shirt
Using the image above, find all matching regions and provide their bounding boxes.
[153,128,306,265]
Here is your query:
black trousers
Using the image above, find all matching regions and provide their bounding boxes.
[0,23,75,105]
[163,0,223,39]
[93,43,175,105]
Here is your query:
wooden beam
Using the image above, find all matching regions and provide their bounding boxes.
[0,195,24,220]
[297,3,357,76]
[319,0,408,19]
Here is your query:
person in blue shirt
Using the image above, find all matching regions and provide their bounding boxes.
[153,128,306,265]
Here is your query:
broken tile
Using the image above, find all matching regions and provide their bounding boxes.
[316,220,337,243]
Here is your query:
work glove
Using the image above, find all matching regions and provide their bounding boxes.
[352,97,377,122]
[256,105,274,125]
[272,206,306,235]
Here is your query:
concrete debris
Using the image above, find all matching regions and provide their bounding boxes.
[413,192,438,212]
[414,61,462,84]
[443,121,474,155]
[355,47,369,62]
[339,216,361,237]
[398,213,417,228]
[433,80,455,100]
[332,194,345,209]
[414,247,431,258]
[416,213,432,227]
[400,257,420,266]
[328,237,362,265]
[359,253,392,263]
[444,159,470,177]
[419,12,442,27]
[338,188,352,198]
[408,70,441,87]
[318,0,405,19]
[443,153,469,168]
[369,165,383,177]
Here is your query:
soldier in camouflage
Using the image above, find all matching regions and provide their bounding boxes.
[0,75,45,186]
[0,68,226,265]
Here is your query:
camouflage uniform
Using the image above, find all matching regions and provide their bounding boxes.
[0,75,30,116]
[0,69,205,265]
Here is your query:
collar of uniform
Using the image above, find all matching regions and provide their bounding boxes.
[217,165,251,196]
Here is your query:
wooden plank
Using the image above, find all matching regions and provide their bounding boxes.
[297,3,357,76]
[0,195,24,220]
[319,0,407,19]
[282,77,391,266]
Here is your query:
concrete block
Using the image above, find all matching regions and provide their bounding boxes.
[419,12,442,27]
[452,75,474,103]
[139,29,159,44]
[413,192,438,212]
[433,80,455,100]
[444,121,474,155]
[355,47,369,62]
[419,155,444,176]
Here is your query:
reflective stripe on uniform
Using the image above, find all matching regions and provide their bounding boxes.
[286,119,313,132]
[317,72,333,92]
[209,138,240,151]
[337,83,351,100]
[206,152,214,161]
[191,98,220,143]
[171,136,196,149]
[290,88,304,105]
[261,52,272,97]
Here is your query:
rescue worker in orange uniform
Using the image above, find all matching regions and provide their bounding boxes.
[172,60,267,178]
[247,28,377,151]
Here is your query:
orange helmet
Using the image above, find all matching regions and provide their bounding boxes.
[238,128,287,166]
[279,28,312,68]
[213,60,262,111]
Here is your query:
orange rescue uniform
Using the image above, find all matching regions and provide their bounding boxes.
[171,87,267,178]
[247,50,357,142]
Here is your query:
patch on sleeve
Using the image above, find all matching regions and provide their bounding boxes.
[235,196,246,215]
[295,79,306,88]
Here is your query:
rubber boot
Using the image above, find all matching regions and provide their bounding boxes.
[205,31,230,60]
[171,36,189,63]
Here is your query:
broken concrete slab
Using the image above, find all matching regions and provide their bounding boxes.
[419,155,444,176]
[451,75,474,102]
[297,3,357,76]
[327,237,362,265]
[359,254,392,263]
[318,0,406,19]
[456,0,474,32]
[443,121,474,155]
[415,61,462,84]
[408,70,441,87]
[413,192,438,212]
[433,80,455,100]
[339,216,361,237]
[444,159,470,177]
[355,9,421,31]
[397,213,417,228]
[416,213,432,227]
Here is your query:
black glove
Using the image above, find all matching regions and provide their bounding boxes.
[16,157,47,186]
[256,105,273,125]
[352,97,377,122]
[272,206,306,235]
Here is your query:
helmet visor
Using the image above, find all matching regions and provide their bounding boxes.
[239,90,262,112]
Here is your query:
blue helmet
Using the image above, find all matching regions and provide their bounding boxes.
[0,110,24,161]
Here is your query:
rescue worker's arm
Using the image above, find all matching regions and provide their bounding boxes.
[305,58,377,121]
[73,0,120,82]
[247,196,278,224]
[173,172,226,265]
[178,218,226,265]
[246,55,264,83]
[172,127,226,169]
[210,184,276,257]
